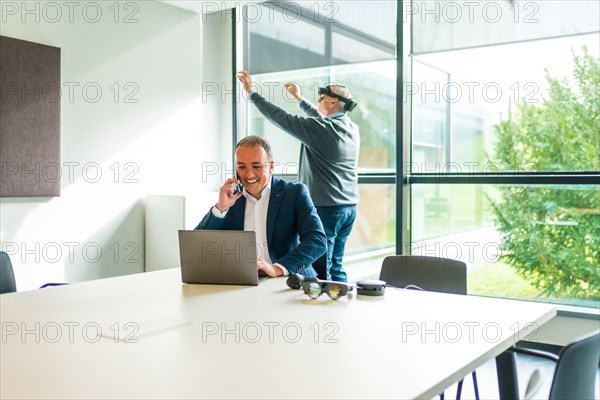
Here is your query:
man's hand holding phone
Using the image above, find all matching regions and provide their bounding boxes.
[215,177,243,213]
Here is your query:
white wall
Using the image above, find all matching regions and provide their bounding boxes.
[0,1,230,290]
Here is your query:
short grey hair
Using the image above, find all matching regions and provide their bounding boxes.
[235,135,273,161]
[330,85,353,112]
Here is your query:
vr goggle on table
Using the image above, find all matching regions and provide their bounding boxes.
[287,274,386,299]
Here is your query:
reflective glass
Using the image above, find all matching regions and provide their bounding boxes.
[248,60,396,171]
[305,282,323,299]
[326,284,343,300]
[246,1,395,74]
[412,0,599,55]
[411,33,600,172]
[302,282,347,300]
[411,184,600,307]
[346,184,396,255]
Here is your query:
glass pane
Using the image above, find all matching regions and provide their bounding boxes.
[330,0,396,44]
[412,0,599,55]
[248,17,326,74]
[411,184,600,307]
[411,184,487,240]
[246,0,395,74]
[248,60,396,172]
[411,33,600,172]
[346,184,396,255]
[341,186,396,281]
[411,63,449,171]
[332,32,394,64]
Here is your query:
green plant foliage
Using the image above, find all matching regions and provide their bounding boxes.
[489,47,600,300]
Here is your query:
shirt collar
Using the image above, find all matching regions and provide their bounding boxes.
[243,177,272,203]
[326,112,345,119]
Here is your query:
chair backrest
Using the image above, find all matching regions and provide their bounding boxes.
[0,251,17,294]
[549,331,600,400]
[379,255,467,295]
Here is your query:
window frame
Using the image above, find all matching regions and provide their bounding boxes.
[233,1,600,318]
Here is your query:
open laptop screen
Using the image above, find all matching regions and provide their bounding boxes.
[178,230,265,286]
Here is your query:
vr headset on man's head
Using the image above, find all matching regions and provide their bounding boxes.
[318,85,357,112]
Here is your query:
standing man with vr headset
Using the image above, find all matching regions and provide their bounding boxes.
[237,70,359,283]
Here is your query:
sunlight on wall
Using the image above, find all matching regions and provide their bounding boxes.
[0,2,226,291]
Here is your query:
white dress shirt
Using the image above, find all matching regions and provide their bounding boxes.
[211,181,289,275]
[243,182,271,264]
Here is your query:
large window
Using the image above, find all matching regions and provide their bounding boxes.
[241,0,397,256]
[409,1,600,308]
[237,0,600,310]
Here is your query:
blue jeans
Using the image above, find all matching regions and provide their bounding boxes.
[312,205,357,282]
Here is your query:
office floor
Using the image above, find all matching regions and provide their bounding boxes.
[438,354,600,400]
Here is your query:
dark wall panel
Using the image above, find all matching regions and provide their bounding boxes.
[0,36,61,197]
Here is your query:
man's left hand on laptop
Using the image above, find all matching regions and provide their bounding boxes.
[258,258,283,277]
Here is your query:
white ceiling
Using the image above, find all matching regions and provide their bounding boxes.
[161,0,264,14]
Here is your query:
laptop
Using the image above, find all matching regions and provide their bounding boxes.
[178,230,268,286]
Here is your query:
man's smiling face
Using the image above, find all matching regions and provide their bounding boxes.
[235,144,273,199]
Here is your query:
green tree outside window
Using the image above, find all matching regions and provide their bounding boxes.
[490,47,600,300]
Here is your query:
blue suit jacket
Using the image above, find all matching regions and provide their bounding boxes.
[195,177,326,277]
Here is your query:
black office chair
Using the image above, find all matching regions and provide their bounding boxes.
[0,251,68,293]
[499,331,600,400]
[0,251,17,294]
[379,255,479,400]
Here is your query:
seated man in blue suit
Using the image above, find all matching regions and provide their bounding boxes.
[195,135,326,278]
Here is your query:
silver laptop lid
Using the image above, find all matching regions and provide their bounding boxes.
[178,230,261,286]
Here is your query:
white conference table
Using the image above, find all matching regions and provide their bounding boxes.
[1,268,555,399]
